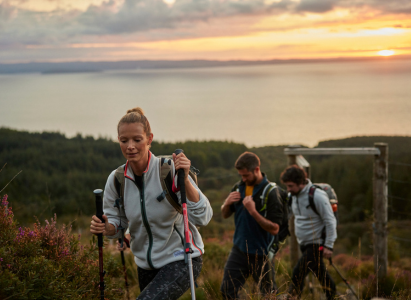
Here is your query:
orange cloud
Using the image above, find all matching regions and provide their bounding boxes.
[1,0,411,62]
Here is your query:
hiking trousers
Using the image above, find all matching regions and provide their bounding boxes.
[288,244,336,300]
[136,256,202,300]
[220,245,276,300]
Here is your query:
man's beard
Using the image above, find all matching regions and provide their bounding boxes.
[245,175,257,186]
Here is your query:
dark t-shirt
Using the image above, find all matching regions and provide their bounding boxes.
[134,173,143,191]
[230,175,284,254]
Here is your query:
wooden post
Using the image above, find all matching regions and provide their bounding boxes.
[373,143,388,281]
[287,147,299,268]
[296,155,310,179]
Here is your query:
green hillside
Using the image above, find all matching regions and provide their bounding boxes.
[1,128,410,225]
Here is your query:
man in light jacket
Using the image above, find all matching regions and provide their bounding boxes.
[280,165,336,300]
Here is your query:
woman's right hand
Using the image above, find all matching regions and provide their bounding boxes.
[90,215,111,235]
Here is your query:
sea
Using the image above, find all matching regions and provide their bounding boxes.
[1,59,410,147]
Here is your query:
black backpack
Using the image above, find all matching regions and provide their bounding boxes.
[233,181,290,256]
[257,183,290,255]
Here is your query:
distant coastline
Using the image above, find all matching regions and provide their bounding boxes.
[41,69,101,74]
[1,54,410,74]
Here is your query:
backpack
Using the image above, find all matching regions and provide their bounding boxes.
[258,183,290,256]
[305,183,338,244]
[308,183,339,224]
[114,155,199,214]
[234,181,290,255]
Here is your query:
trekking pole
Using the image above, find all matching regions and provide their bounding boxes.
[114,198,130,300]
[175,149,196,300]
[118,240,130,300]
[94,189,105,300]
[329,258,359,300]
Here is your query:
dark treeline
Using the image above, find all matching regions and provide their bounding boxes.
[1,127,410,225]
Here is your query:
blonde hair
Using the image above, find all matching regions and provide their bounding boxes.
[117,107,152,138]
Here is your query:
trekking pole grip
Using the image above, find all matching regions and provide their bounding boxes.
[174,149,187,204]
[94,189,104,248]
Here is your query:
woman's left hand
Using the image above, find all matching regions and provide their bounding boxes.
[173,152,191,181]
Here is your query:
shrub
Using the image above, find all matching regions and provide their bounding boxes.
[360,268,411,299]
[0,194,124,299]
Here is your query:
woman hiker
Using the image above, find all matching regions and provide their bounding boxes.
[90,107,213,299]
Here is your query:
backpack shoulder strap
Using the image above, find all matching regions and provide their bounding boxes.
[233,181,241,192]
[113,165,127,243]
[114,165,125,200]
[159,157,183,214]
[259,182,277,217]
[308,185,320,216]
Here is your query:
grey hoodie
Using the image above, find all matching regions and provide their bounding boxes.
[103,152,213,270]
[291,180,337,249]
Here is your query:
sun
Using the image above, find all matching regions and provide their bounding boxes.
[378,50,395,56]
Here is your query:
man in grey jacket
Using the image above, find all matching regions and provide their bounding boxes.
[280,165,336,300]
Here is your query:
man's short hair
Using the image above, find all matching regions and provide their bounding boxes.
[235,152,260,171]
[280,165,307,185]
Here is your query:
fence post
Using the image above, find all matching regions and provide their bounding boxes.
[373,143,388,281]
[287,147,299,268]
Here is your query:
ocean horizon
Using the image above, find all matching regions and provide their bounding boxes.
[1,59,410,147]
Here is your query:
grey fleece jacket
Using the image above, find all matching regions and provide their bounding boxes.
[291,180,337,249]
[103,152,213,270]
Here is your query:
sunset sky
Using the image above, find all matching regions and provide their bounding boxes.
[1,0,411,63]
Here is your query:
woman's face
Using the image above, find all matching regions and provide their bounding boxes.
[118,122,153,164]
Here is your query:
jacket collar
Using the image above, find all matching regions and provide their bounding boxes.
[299,179,313,196]
[124,151,152,181]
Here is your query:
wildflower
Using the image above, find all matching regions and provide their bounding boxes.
[1,195,8,206]
[18,227,25,237]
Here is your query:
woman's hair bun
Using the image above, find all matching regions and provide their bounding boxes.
[118,106,151,136]
[127,107,145,115]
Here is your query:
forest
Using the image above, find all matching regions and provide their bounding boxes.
[1,127,410,226]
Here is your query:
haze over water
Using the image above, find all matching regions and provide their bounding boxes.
[1,59,410,147]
